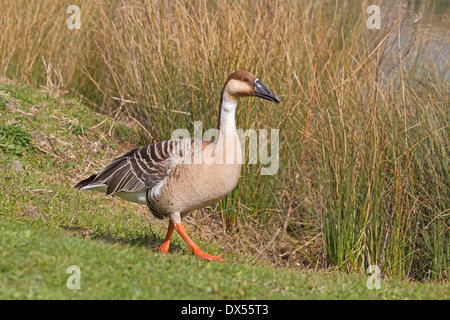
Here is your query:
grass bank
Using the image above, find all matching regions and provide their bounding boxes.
[2,219,448,299]
[0,80,448,299]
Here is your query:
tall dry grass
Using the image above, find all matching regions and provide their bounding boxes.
[1,0,448,281]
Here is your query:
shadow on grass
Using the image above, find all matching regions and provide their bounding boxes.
[59,224,186,254]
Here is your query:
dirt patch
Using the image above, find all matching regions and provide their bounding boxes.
[23,203,41,218]
[11,160,24,173]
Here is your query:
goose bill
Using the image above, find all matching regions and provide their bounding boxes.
[254,79,281,103]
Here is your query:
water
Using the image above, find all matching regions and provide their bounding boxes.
[378,0,449,81]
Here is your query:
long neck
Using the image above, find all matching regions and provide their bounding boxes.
[218,91,238,136]
[215,90,242,165]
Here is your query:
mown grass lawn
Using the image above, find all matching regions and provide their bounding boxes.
[0,81,448,300]
[1,220,448,300]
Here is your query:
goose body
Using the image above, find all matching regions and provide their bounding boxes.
[75,70,280,261]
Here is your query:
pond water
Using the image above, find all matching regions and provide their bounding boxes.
[378,0,449,81]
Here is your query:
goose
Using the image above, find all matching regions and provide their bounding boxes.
[75,70,281,261]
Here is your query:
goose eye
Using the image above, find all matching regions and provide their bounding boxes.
[243,77,249,82]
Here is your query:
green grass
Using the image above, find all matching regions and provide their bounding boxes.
[0,123,32,156]
[0,0,448,280]
[0,80,448,299]
[0,80,158,247]
[2,220,448,299]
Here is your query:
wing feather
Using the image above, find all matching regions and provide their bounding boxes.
[76,140,193,196]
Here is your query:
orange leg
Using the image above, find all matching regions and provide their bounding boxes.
[174,223,225,262]
[157,221,175,253]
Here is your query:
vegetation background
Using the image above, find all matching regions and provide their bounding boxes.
[0,0,448,296]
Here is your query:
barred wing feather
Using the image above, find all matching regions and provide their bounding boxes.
[75,139,191,196]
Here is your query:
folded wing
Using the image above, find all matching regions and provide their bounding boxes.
[75,139,190,196]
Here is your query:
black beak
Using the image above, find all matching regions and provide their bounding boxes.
[254,79,281,104]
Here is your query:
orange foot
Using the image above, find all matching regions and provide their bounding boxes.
[157,241,170,254]
[157,221,175,254]
[174,222,225,262]
[192,248,225,262]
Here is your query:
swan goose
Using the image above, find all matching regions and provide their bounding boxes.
[75,70,281,261]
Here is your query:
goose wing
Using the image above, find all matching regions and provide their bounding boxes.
[75,139,191,196]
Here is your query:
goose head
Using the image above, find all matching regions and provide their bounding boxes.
[222,70,281,104]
